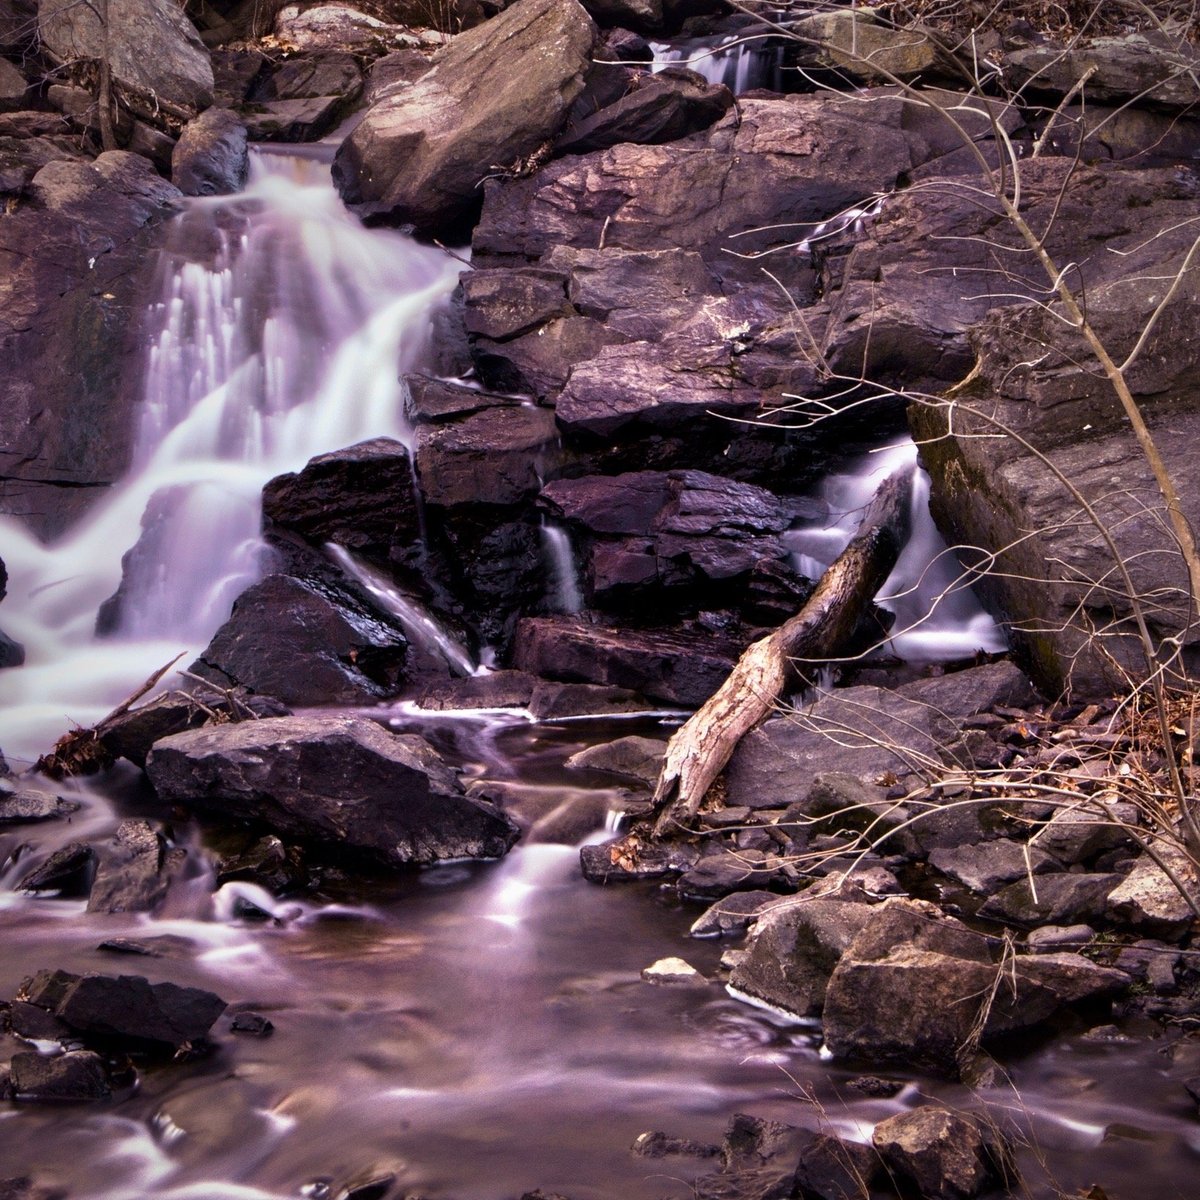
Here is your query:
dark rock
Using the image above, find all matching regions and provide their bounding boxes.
[513,616,740,707]
[38,0,213,116]
[404,374,525,422]
[229,1011,274,1037]
[1034,802,1139,865]
[211,48,268,106]
[18,968,226,1051]
[217,835,306,893]
[1025,924,1096,953]
[258,51,362,102]
[172,108,249,197]
[417,670,536,711]
[527,680,653,718]
[365,49,436,104]
[978,874,1121,927]
[0,789,79,825]
[1115,940,1180,993]
[793,1130,881,1200]
[0,627,23,667]
[564,735,665,787]
[18,843,96,897]
[690,891,787,938]
[928,839,1057,894]
[239,95,346,142]
[871,1106,1010,1200]
[146,715,520,868]
[678,849,798,900]
[334,0,598,236]
[632,1130,720,1158]
[579,835,698,882]
[0,57,27,111]
[191,572,410,706]
[87,819,186,915]
[262,437,421,556]
[729,898,876,1018]
[8,999,72,1042]
[0,153,182,538]
[0,0,35,52]
[693,1113,810,1200]
[555,67,732,155]
[10,1050,111,1102]
[96,936,193,958]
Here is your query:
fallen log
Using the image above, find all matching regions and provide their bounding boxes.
[650,464,914,836]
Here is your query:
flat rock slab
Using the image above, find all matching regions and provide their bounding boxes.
[145,715,519,869]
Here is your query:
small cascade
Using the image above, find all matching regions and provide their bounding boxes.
[327,542,477,677]
[650,34,784,94]
[540,522,584,615]
[784,440,1007,662]
[0,151,461,763]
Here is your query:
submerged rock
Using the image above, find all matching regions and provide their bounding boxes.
[145,715,520,868]
[0,788,79,825]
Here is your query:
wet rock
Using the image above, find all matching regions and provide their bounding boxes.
[693,1113,809,1200]
[580,834,698,882]
[9,1050,111,1102]
[793,1130,881,1200]
[172,108,249,197]
[211,48,268,106]
[729,898,876,1018]
[87,819,186,915]
[0,788,79,825]
[38,0,213,115]
[641,957,704,984]
[146,714,520,868]
[690,891,787,938]
[191,572,410,706]
[978,873,1122,928]
[871,1106,1011,1200]
[417,669,536,711]
[8,999,72,1042]
[928,839,1058,894]
[527,680,653,719]
[0,153,182,537]
[333,0,597,236]
[564,735,665,788]
[725,663,1036,810]
[632,1130,721,1158]
[229,1011,274,1037]
[17,843,96,897]
[96,936,193,959]
[262,437,421,557]
[258,51,362,104]
[0,627,23,667]
[216,835,307,894]
[555,67,732,155]
[17,968,226,1051]
[1106,851,1198,941]
[513,616,740,708]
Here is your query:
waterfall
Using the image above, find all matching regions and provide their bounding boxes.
[540,522,583,615]
[650,34,784,94]
[0,150,462,765]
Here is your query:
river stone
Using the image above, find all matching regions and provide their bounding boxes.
[18,967,226,1050]
[274,3,423,53]
[1033,801,1140,865]
[790,9,939,82]
[87,819,186,915]
[172,107,248,197]
[679,848,799,900]
[0,788,78,824]
[190,572,410,706]
[580,835,698,883]
[871,1106,1008,1200]
[1106,850,1198,941]
[978,873,1122,928]
[258,51,362,102]
[928,839,1057,895]
[333,0,598,236]
[145,715,520,868]
[564,735,665,788]
[38,0,213,115]
[18,842,97,897]
[239,95,345,142]
[10,1050,111,1102]
[690,891,787,938]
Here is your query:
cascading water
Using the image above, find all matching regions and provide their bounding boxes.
[650,34,784,94]
[0,150,461,765]
[539,522,584,615]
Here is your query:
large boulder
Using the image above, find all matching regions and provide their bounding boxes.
[38,0,213,115]
[333,0,598,236]
[0,152,181,537]
[145,714,520,867]
[171,107,248,196]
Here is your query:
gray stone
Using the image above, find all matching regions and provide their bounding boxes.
[580,835,698,883]
[1106,850,1198,941]
[564,735,665,788]
[929,839,1057,894]
[0,788,79,824]
[0,56,27,111]
[1034,801,1140,865]
[239,95,344,142]
[146,715,519,868]
[979,873,1122,928]
[690,891,787,938]
[18,842,97,897]
[87,819,185,915]
[1025,924,1096,953]
[172,107,248,197]
[872,1106,1008,1200]
[790,10,939,82]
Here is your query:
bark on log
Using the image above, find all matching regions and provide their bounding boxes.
[650,465,915,836]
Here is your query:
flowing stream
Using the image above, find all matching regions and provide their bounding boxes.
[1,154,1199,1200]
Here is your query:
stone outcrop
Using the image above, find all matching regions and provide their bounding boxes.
[333,0,597,236]
[145,715,520,867]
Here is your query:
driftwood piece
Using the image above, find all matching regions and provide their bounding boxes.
[651,465,914,835]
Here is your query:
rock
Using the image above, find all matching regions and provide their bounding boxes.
[417,669,536,711]
[579,834,698,882]
[1106,851,1198,941]
[725,663,1036,810]
[795,773,915,850]
[790,10,939,82]
[0,0,35,52]
[641,956,704,984]
[258,51,362,103]
[9,1050,111,1102]
[527,680,652,718]
[229,1011,274,1037]
[564,735,665,788]
[274,3,419,53]
[0,788,79,824]
[216,835,306,893]
[1115,940,1180,992]
[692,1113,810,1200]
[1034,802,1139,865]
[928,839,1057,894]
[365,49,435,104]
[690,891,786,938]
[333,0,598,236]
[145,714,520,868]
[239,95,345,142]
[513,616,740,707]
[17,843,97,897]
[18,968,226,1051]
[632,1130,720,1158]
[871,1106,1009,1200]
[0,627,23,667]
[678,849,798,900]
[978,874,1122,928]
[0,56,27,111]
[8,998,72,1041]
[583,0,662,33]
[262,437,421,556]
[1025,924,1096,953]
[211,48,268,106]
[555,67,732,155]
[87,819,186,915]
[729,898,876,1018]
[38,0,213,115]
[0,153,182,537]
[172,108,249,197]
[190,572,410,706]
[793,1130,881,1200]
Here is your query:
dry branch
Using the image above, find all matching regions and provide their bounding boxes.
[650,465,915,835]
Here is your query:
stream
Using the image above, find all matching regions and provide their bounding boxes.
[2,151,1199,1200]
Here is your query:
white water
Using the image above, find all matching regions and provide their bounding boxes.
[539,523,584,615]
[785,440,1007,662]
[650,35,784,94]
[0,151,461,765]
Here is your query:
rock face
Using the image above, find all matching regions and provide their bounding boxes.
[145,715,520,868]
[38,0,214,114]
[0,152,181,537]
[333,0,597,236]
